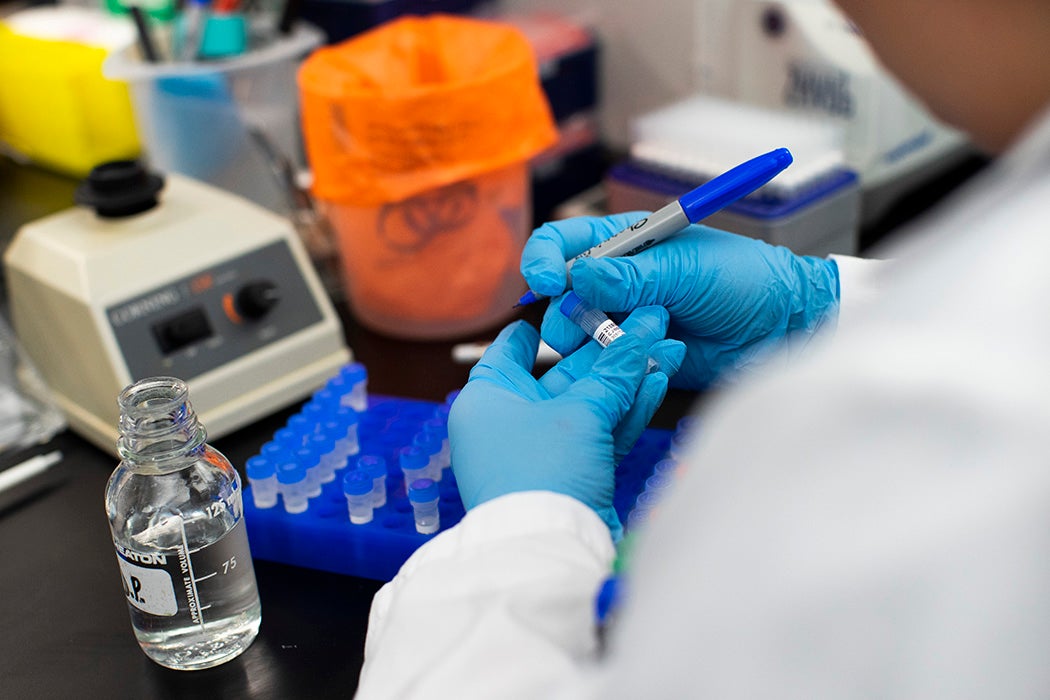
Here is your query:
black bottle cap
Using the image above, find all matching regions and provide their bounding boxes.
[74,160,165,218]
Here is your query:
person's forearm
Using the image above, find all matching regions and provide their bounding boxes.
[356,491,616,700]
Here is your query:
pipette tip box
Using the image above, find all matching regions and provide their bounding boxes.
[244,394,672,581]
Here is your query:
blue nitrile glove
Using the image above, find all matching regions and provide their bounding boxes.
[539,305,685,465]
[450,312,685,540]
[521,213,840,390]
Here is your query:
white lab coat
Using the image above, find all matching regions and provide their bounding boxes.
[356,105,1050,699]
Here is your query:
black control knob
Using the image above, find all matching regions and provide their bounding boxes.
[235,280,280,320]
[74,160,165,218]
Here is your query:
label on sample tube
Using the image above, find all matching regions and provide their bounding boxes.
[594,319,625,348]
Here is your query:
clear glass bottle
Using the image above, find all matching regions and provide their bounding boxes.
[105,377,261,670]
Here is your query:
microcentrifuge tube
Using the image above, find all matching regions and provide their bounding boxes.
[245,456,279,508]
[676,415,698,436]
[287,414,312,436]
[316,430,343,481]
[261,440,292,466]
[357,455,388,508]
[653,458,679,477]
[301,400,326,428]
[273,427,302,453]
[668,430,693,460]
[626,507,650,531]
[635,489,663,512]
[412,431,443,482]
[343,471,374,524]
[340,363,368,412]
[313,387,339,409]
[307,431,337,483]
[294,446,323,497]
[277,462,309,514]
[399,446,429,492]
[422,418,451,470]
[559,291,660,374]
[408,478,440,534]
[334,406,361,457]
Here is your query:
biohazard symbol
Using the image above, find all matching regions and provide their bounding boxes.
[377,181,478,253]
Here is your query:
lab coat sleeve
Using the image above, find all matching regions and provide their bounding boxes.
[355,491,616,700]
[828,254,887,331]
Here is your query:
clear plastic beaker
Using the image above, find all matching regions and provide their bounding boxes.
[104,24,323,216]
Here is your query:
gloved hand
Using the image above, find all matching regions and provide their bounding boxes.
[449,310,685,540]
[521,213,841,390]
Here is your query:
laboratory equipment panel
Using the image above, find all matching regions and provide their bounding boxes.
[4,169,350,455]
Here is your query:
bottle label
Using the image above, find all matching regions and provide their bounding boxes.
[114,518,254,623]
[115,549,181,617]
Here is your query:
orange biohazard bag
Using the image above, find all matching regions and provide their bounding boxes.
[299,15,557,339]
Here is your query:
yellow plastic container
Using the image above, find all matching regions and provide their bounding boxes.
[0,10,140,177]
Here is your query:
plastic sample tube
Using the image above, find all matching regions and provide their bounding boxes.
[307,431,338,483]
[408,478,440,535]
[334,406,361,457]
[422,418,451,470]
[399,446,429,492]
[261,440,293,466]
[357,455,388,508]
[294,445,323,497]
[668,430,693,460]
[273,426,303,452]
[653,457,679,477]
[313,387,339,409]
[340,363,368,412]
[644,473,673,493]
[626,507,650,530]
[301,400,326,428]
[559,292,660,374]
[676,415,698,436]
[277,462,309,514]
[412,431,443,482]
[343,471,374,524]
[287,414,312,436]
[635,490,663,511]
[245,456,279,509]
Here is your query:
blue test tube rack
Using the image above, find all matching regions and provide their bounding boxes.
[243,387,674,582]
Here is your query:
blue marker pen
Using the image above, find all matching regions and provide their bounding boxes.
[517,147,793,306]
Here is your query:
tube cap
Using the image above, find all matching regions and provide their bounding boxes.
[261,441,293,463]
[276,462,306,485]
[246,456,274,479]
[422,418,448,439]
[412,431,440,455]
[399,446,428,471]
[408,478,439,502]
[341,363,367,384]
[343,471,372,496]
[336,406,359,426]
[357,455,387,479]
[559,290,584,318]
